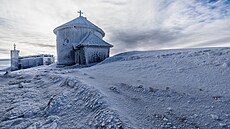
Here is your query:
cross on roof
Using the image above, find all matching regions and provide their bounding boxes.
[78,10,83,16]
[13,43,16,50]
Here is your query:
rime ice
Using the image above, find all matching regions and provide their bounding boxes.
[10,44,54,71]
[53,14,113,66]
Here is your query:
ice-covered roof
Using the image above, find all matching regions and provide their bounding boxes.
[53,16,105,37]
[19,54,54,59]
[73,32,113,49]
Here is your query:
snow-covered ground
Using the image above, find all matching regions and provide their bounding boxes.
[0,47,230,129]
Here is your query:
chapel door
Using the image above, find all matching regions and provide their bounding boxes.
[75,50,80,64]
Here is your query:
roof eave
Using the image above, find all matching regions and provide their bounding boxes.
[53,25,105,37]
[76,44,113,48]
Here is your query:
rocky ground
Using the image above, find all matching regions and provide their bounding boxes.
[0,47,230,128]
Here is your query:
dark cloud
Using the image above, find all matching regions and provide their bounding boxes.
[0,48,9,54]
[18,41,55,48]
[100,0,127,5]
[0,17,7,25]
[0,59,9,61]
[110,28,183,49]
[0,17,14,28]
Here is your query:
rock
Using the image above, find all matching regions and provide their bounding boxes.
[149,87,158,93]
[222,62,230,67]
[210,114,220,120]
[163,117,168,121]
[212,96,222,100]
[18,83,23,88]
[167,107,173,111]
[89,76,95,79]
[219,123,227,127]
[67,79,76,88]
[193,114,198,118]
[149,87,154,92]
[137,85,143,88]
[109,86,120,93]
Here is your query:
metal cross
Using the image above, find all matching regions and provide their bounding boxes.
[13,43,16,50]
[78,10,83,16]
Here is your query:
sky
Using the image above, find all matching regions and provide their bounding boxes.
[0,0,230,59]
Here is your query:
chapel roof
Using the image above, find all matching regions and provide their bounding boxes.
[53,16,105,37]
[73,32,113,49]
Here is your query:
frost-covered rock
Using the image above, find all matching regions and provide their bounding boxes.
[210,114,220,121]
[222,62,230,67]
[0,47,230,128]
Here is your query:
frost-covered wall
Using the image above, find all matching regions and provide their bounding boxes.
[10,50,20,71]
[10,45,55,71]
[84,47,109,64]
[20,57,43,69]
[56,27,102,66]
[10,54,54,70]
[43,57,55,65]
[54,15,113,66]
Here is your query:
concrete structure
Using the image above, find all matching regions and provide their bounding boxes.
[10,44,20,71]
[53,11,113,66]
[10,44,54,71]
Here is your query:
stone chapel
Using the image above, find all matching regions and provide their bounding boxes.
[53,11,113,66]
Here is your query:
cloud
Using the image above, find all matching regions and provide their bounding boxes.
[0,48,9,54]
[18,41,55,48]
[97,0,127,6]
[0,0,229,58]
[105,0,230,53]
[192,37,230,47]
[110,28,184,49]
[0,17,9,26]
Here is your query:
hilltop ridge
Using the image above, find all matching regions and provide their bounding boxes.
[0,47,230,128]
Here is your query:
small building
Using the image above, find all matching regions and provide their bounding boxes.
[10,44,54,71]
[53,11,113,66]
